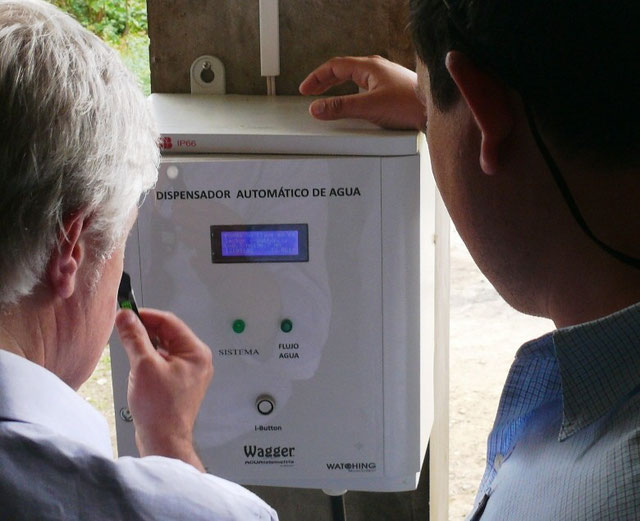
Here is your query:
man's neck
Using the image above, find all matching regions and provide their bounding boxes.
[0,297,50,368]
[546,251,640,328]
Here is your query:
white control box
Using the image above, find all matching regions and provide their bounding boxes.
[110,95,447,492]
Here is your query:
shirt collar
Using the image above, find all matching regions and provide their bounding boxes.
[552,302,640,440]
[0,350,113,457]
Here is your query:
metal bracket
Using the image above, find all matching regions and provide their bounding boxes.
[190,55,226,94]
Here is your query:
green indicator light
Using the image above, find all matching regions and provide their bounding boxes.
[280,319,293,333]
[232,319,246,334]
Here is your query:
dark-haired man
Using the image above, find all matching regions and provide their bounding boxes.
[300,1,640,519]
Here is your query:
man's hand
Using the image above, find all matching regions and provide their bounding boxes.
[115,308,213,472]
[299,55,427,131]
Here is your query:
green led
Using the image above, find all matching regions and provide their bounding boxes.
[280,319,293,333]
[232,319,246,334]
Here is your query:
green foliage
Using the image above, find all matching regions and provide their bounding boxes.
[50,0,148,45]
[119,33,151,95]
[49,0,151,95]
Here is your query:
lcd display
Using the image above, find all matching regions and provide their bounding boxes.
[221,230,299,257]
[211,224,309,263]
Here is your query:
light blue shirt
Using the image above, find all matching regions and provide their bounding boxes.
[468,302,640,521]
[0,350,278,521]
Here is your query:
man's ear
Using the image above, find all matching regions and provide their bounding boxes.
[48,211,90,299]
[445,51,514,175]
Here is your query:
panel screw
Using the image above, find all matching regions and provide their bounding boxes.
[200,61,215,83]
[120,407,133,422]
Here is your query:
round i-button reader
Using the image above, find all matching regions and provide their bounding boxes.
[232,319,246,334]
[256,395,275,415]
[280,319,293,333]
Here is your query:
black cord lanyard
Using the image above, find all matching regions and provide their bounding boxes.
[522,100,640,270]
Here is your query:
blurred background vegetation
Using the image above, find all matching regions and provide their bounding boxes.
[49,0,151,94]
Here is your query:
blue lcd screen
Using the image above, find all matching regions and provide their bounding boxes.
[211,224,309,263]
[221,230,299,257]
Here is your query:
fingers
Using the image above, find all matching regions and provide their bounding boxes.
[115,308,209,365]
[136,308,208,357]
[117,307,213,465]
[299,56,374,95]
[115,308,156,362]
[300,56,382,120]
[300,55,425,130]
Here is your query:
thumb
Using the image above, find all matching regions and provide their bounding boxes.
[115,309,155,363]
[309,94,372,121]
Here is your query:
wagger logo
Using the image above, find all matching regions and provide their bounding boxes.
[243,445,295,459]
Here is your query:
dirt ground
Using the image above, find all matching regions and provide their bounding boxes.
[79,227,555,521]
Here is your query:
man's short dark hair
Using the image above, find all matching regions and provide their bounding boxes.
[410,0,640,168]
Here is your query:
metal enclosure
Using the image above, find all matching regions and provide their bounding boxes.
[110,95,445,492]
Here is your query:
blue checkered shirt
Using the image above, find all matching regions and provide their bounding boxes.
[467,302,640,521]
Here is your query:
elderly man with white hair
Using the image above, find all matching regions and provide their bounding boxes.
[0,1,277,519]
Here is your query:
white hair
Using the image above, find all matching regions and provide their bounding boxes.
[0,0,159,305]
